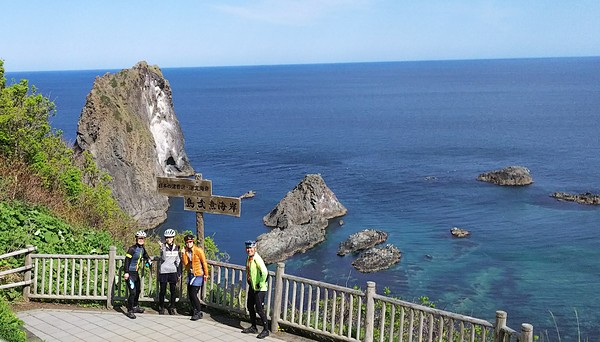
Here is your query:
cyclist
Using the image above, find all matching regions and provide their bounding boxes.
[123,230,151,319]
[158,228,181,315]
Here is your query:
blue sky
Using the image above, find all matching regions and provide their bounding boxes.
[2,0,599,71]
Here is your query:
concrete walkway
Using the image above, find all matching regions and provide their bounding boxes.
[17,308,290,342]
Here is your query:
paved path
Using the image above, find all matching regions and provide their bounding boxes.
[17,308,288,342]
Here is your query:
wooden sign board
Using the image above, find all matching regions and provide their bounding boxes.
[157,177,212,197]
[184,196,241,217]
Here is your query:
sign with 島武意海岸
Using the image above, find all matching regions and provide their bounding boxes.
[156,176,212,197]
[183,195,241,217]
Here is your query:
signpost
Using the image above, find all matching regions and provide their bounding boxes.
[157,174,240,248]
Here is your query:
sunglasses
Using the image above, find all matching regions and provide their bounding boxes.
[137,237,145,240]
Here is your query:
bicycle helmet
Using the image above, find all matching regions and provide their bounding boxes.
[135,230,147,238]
[163,229,176,238]
[245,240,257,248]
[184,234,195,242]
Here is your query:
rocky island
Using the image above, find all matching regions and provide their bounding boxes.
[74,61,194,228]
[256,174,347,264]
[351,244,401,273]
[337,229,388,256]
[477,166,533,186]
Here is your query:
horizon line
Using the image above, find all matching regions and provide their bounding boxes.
[5,55,600,74]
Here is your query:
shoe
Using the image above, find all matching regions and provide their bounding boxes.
[241,326,258,334]
[190,310,203,321]
[158,307,165,315]
[167,307,177,315]
[125,311,136,319]
[257,329,270,339]
[133,306,145,313]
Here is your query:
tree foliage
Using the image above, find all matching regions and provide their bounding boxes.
[0,59,134,241]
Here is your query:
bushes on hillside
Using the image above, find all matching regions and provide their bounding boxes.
[0,59,134,241]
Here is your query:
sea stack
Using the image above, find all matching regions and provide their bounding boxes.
[257,174,347,264]
[74,61,194,228]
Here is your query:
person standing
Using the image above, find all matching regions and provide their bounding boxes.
[241,240,270,339]
[181,234,208,321]
[123,230,151,319]
[158,228,181,315]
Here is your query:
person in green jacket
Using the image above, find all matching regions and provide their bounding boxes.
[241,240,270,339]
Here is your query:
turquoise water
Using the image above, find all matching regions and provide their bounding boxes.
[8,57,600,338]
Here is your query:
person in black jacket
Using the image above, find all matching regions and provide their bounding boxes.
[123,230,151,319]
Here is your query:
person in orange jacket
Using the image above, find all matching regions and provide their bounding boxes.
[181,234,208,321]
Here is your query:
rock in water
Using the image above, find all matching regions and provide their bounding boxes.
[337,229,388,256]
[257,174,347,264]
[551,192,600,205]
[262,174,347,229]
[74,61,194,228]
[351,244,401,273]
[450,227,470,238]
[477,166,533,186]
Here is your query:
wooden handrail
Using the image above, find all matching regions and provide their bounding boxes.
[0,246,37,260]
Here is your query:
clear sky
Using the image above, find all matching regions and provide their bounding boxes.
[2,0,599,72]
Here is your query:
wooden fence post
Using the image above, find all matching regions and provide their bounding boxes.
[521,323,533,342]
[364,281,376,342]
[494,310,507,342]
[270,262,286,333]
[107,246,116,309]
[22,245,34,301]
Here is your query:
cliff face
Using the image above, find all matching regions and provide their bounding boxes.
[74,61,194,228]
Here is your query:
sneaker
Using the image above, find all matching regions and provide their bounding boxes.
[125,311,136,319]
[257,329,270,339]
[241,326,258,334]
[158,307,165,315]
[167,307,177,315]
[134,306,145,313]
[190,309,203,321]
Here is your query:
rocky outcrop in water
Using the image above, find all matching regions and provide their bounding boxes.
[351,244,401,273]
[337,229,388,256]
[257,174,347,264]
[450,227,470,238]
[74,61,194,228]
[477,166,533,186]
[551,192,600,205]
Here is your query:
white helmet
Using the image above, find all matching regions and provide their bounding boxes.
[163,229,176,238]
[135,230,147,238]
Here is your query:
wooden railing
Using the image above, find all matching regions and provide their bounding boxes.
[21,246,533,342]
[0,245,37,295]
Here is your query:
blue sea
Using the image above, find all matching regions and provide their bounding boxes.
[8,57,600,339]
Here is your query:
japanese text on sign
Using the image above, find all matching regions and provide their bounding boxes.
[183,196,241,217]
[157,177,212,197]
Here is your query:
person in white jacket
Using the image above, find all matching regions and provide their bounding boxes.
[157,229,181,315]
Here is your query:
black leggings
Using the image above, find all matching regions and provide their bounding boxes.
[247,287,268,327]
[187,285,202,313]
[126,272,141,311]
[159,281,177,307]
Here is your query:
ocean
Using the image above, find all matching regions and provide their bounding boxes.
[7,57,600,339]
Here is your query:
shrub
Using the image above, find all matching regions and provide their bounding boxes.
[0,297,27,342]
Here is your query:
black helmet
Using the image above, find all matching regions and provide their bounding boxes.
[184,234,195,242]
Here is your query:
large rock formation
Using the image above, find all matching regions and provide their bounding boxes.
[257,174,347,264]
[337,229,388,256]
[351,244,401,273]
[74,61,194,228]
[477,166,533,186]
[551,192,600,205]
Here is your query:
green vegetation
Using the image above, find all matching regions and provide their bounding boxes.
[0,59,134,246]
[0,297,27,342]
[0,59,139,335]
